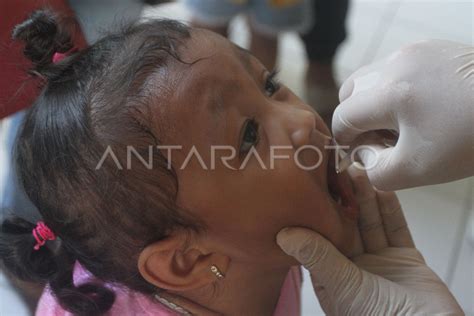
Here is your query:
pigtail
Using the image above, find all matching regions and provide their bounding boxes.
[49,250,115,316]
[0,217,115,315]
[0,217,58,282]
[12,9,74,75]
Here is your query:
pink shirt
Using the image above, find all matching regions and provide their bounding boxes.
[36,264,301,316]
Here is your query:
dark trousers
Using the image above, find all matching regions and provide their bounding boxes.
[301,0,349,63]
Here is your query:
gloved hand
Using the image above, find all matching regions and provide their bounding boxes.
[277,167,463,316]
[332,39,474,191]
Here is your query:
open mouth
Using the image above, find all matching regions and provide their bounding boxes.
[327,149,359,220]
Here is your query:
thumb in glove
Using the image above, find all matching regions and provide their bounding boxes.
[276,227,363,314]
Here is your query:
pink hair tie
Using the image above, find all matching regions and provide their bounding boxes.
[52,52,67,63]
[52,47,77,63]
[32,221,56,251]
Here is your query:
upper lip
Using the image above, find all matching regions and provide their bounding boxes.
[305,117,339,202]
[311,114,338,200]
[326,148,339,200]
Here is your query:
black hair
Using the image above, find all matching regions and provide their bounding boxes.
[0,9,201,315]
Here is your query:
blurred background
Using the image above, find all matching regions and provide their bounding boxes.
[1,0,472,315]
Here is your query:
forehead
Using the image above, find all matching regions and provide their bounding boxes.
[155,29,254,137]
[184,28,251,67]
[176,28,253,94]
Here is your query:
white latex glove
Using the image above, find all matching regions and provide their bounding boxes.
[332,39,474,191]
[277,167,463,316]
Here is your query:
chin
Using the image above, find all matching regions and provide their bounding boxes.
[307,193,359,257]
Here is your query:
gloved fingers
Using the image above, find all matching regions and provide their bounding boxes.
[276,227,362,287]
[338,58,387,103]
[356,144,404,191]
[314,285,335,316]
[338,74,354,103]
[348,166,388,253]
[336,167,365,258]
[333,166,365,258]
[344,217,365,258]
[332,89,398,146]
[376,190,415,248]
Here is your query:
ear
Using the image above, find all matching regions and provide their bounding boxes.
[137,233,230,291]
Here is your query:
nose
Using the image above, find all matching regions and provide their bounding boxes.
[274,105,329,149]
[289,110,316,148]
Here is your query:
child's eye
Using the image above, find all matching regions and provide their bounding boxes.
[264,69,281,97]
[239,119,259,156]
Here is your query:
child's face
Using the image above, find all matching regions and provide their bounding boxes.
[154,29,357,267]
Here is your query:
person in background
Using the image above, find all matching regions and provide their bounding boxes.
[183,0,314,71]
[301,0,349,125]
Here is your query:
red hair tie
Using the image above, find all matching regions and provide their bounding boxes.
[32,221,56,250]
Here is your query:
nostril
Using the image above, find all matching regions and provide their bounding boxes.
[291,127,331,150]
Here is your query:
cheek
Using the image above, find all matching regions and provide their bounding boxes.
[177,162,352,261]
[300,190,345,241]
[275,167,352,250]
[307,194,359,255]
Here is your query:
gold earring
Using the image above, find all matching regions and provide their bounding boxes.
[210,265,225,279]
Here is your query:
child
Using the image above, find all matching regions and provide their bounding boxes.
[183,0,314,70]
[0,10,358,315]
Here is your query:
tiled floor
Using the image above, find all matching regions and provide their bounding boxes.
[1,1,472,315]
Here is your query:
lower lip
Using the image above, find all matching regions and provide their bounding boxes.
[327,150,359,220]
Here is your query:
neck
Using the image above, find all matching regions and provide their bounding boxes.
[184,263,291,316]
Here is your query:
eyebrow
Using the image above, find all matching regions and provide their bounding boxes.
[234,45,253,76]
[207,45,253,117]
